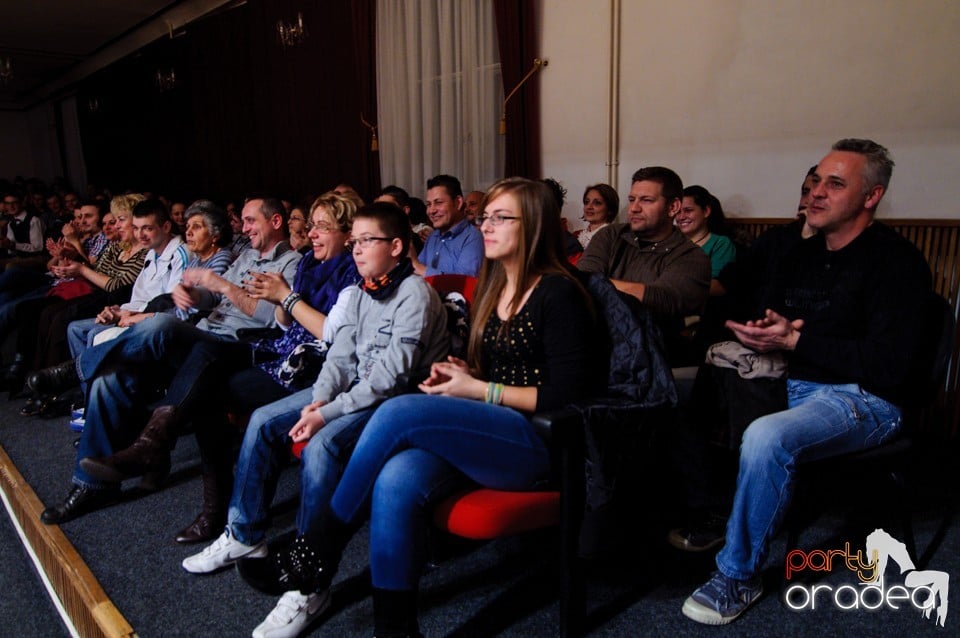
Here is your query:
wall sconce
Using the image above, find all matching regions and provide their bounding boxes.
[0,56,13,85]
[277,12,307,49]
[500,58,548,134]
[155,68,177,92]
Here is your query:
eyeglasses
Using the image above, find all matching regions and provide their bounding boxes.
[289,216,306,223]
[476,213,519,227]
[305,222,338,233]
[345,236,393,250]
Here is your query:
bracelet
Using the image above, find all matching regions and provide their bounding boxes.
[493,383,504,405]
[484,382,504,405]
[281,292,302,314]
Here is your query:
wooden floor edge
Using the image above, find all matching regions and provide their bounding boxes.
[0,443,136,638]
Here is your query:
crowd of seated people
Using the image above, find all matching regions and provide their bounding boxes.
[0,138,934,637]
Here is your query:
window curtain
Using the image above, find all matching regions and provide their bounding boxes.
[493,0,541,179]
[376,0,504,196]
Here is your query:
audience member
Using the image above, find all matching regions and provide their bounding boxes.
[463,190,484,221]
[681,139,932,625]
[287,204,310,252]
[0,190,45,267]
[411,174,483,277]
[577,167,710,360]
[677,185,736,295]
[575,183,619,249]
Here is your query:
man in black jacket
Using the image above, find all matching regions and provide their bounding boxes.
[682,138,933,625]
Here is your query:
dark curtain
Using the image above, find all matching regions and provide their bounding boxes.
[351,0,381,198]
[493,0,541,179]
[77,0,372,205]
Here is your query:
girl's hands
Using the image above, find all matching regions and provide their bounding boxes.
[418,356,485,399]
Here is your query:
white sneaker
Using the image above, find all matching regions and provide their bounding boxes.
[181,530,267,574]
[252,590,330,638]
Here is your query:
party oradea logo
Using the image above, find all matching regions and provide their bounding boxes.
[783,528,948,627]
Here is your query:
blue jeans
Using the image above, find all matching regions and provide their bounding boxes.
[76,313,227,383]
[715,380,902,581]
[67,317,112,359]
[329,394,551,590]
[73,368,151,489]
[227,388,372,546]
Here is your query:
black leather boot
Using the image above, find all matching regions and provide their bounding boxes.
[79,405,180,482]
[40,484,121,525]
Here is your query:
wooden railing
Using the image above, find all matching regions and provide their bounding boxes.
[726,217,960,438]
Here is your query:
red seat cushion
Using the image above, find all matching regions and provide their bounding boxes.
[290,440,307,459]
[433,488,561,539]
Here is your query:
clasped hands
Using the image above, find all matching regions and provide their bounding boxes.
[289,400,328,442]
[418,356,485,399]
[725,308,803,353]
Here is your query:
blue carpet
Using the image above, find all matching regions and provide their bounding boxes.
[2,396,959,637]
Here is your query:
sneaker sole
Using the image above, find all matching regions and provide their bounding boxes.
[182,542,268,574]
[681,584,763,625]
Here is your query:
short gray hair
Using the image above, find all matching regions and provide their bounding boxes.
[831,138,894,193]
[185,199,232,247]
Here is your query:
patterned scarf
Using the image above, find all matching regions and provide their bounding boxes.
[362,257,414,300]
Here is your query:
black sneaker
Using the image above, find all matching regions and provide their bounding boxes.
[667,513,727,552]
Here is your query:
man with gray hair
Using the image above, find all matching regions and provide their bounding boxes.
[681,139,933,625]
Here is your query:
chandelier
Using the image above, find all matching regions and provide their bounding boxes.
[277,12,307,49]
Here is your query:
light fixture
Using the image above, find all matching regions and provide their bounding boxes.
[277,12,307,49]
[500,58,548,135]
[0,57,13,85]
[155,67,177,92]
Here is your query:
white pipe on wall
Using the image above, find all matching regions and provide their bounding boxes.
[605,0,621,190]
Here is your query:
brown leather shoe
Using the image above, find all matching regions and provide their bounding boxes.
[175,511,224,544]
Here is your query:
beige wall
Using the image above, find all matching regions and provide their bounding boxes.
[541,0,960,226]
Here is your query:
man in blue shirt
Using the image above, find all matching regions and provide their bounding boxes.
[412,174,483,277]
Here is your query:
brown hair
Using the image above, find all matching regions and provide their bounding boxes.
[467,177,590,371]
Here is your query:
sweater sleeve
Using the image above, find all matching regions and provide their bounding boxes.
[576,224,617,275]
[640,243,711,318]
[102,248,147,293]
[317,281,446,423]
[534,275,596,412]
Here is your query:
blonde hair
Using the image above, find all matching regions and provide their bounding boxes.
[110,193,145,216]
[311,191,358,233]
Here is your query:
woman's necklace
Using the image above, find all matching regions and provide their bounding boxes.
[691,232,710,246]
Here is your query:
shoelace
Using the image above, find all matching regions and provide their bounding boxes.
[700,573,741,608]
[201,534,232,556]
